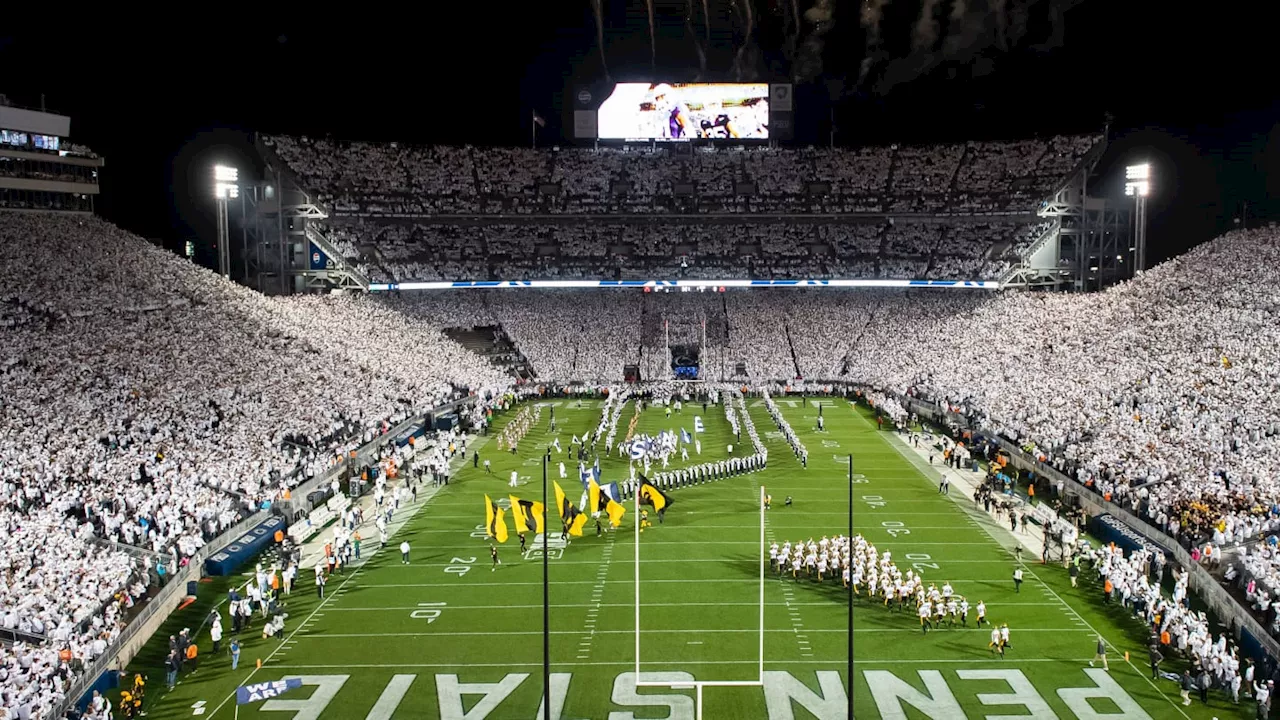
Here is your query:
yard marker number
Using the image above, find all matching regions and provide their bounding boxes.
[905,553,939,572]
[411,602,447,623]
[445,557,476,576]
[882,521,910,537]
[861,495,886,509]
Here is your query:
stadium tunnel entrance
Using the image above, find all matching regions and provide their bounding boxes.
[671,343,701,380]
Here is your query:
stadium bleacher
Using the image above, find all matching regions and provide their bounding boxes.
[261,134,1098,282]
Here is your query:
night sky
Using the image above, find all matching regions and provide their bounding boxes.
[3,2,1278,268]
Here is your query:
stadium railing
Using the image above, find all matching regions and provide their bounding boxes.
[894,392,1280,662]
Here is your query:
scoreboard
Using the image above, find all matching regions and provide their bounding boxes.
[572,82,793,142]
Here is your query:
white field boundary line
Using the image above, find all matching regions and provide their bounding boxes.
[203,440,470,719]
[308,601,1065,610]
[861,408,1193,720]
[206,539,374,718]
[267,657,1098,669]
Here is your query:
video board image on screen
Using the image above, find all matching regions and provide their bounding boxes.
[597,83,769,141]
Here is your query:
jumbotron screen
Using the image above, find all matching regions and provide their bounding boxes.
[597,83,769,141]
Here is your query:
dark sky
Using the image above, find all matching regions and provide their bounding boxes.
[3,1,1278,267]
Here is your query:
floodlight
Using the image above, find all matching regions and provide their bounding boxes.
[1124,163,1151,197]
[214,165,240,199]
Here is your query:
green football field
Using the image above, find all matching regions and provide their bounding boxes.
[135,396,1245,719]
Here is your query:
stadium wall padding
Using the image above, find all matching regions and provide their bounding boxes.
[204,515,286,576]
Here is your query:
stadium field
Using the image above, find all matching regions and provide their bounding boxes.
[137,397,1238,719]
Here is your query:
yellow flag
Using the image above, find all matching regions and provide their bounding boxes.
[484,495,508,543]
[509,495,546,535]
[589,479,625,528]
[638,478,672,513]
[554,481,589,537]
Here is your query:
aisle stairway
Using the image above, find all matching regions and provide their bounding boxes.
[442,325,534,380]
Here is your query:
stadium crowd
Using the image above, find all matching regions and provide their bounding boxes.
[6,199,1280,713]
[324,219,1053,284]
[0,212,512,715]
[846,228,1280,551]
[261,133,1094,283]
[263,134,1097,217]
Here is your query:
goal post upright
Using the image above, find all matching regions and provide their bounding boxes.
[634,483,641,681]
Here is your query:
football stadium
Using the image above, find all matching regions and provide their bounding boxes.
[2,4,1279,720]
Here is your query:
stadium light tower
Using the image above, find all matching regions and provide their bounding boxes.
[1124,163,1150,272]
[214,165,239,278]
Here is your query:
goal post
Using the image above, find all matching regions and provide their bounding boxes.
[633,484,767,714]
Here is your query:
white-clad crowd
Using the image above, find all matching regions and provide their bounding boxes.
[262,132,1097,284]
[0,211,514,715]
[264,134,1097,217]
[846,228,1280,550]
[324,219,1051,284]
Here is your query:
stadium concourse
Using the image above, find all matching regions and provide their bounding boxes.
[259,134,1095,283]
[2,203,1280,717]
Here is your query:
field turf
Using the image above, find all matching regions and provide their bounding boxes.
[133,396,1245,719]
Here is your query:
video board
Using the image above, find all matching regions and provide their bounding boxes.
[596,83,770,141]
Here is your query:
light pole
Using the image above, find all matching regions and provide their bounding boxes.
[214,165,239,279]
[1124,163,1150,272]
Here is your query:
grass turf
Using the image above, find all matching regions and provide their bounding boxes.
[126,396,1246,719]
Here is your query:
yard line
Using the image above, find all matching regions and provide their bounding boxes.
[316,601,1062,611]
[269,657,1089,670]
[576,531,616,662]
[382,557,1013,567]
[753,472,811,661]
[356,579,761,587]
[289,628,1091,640]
